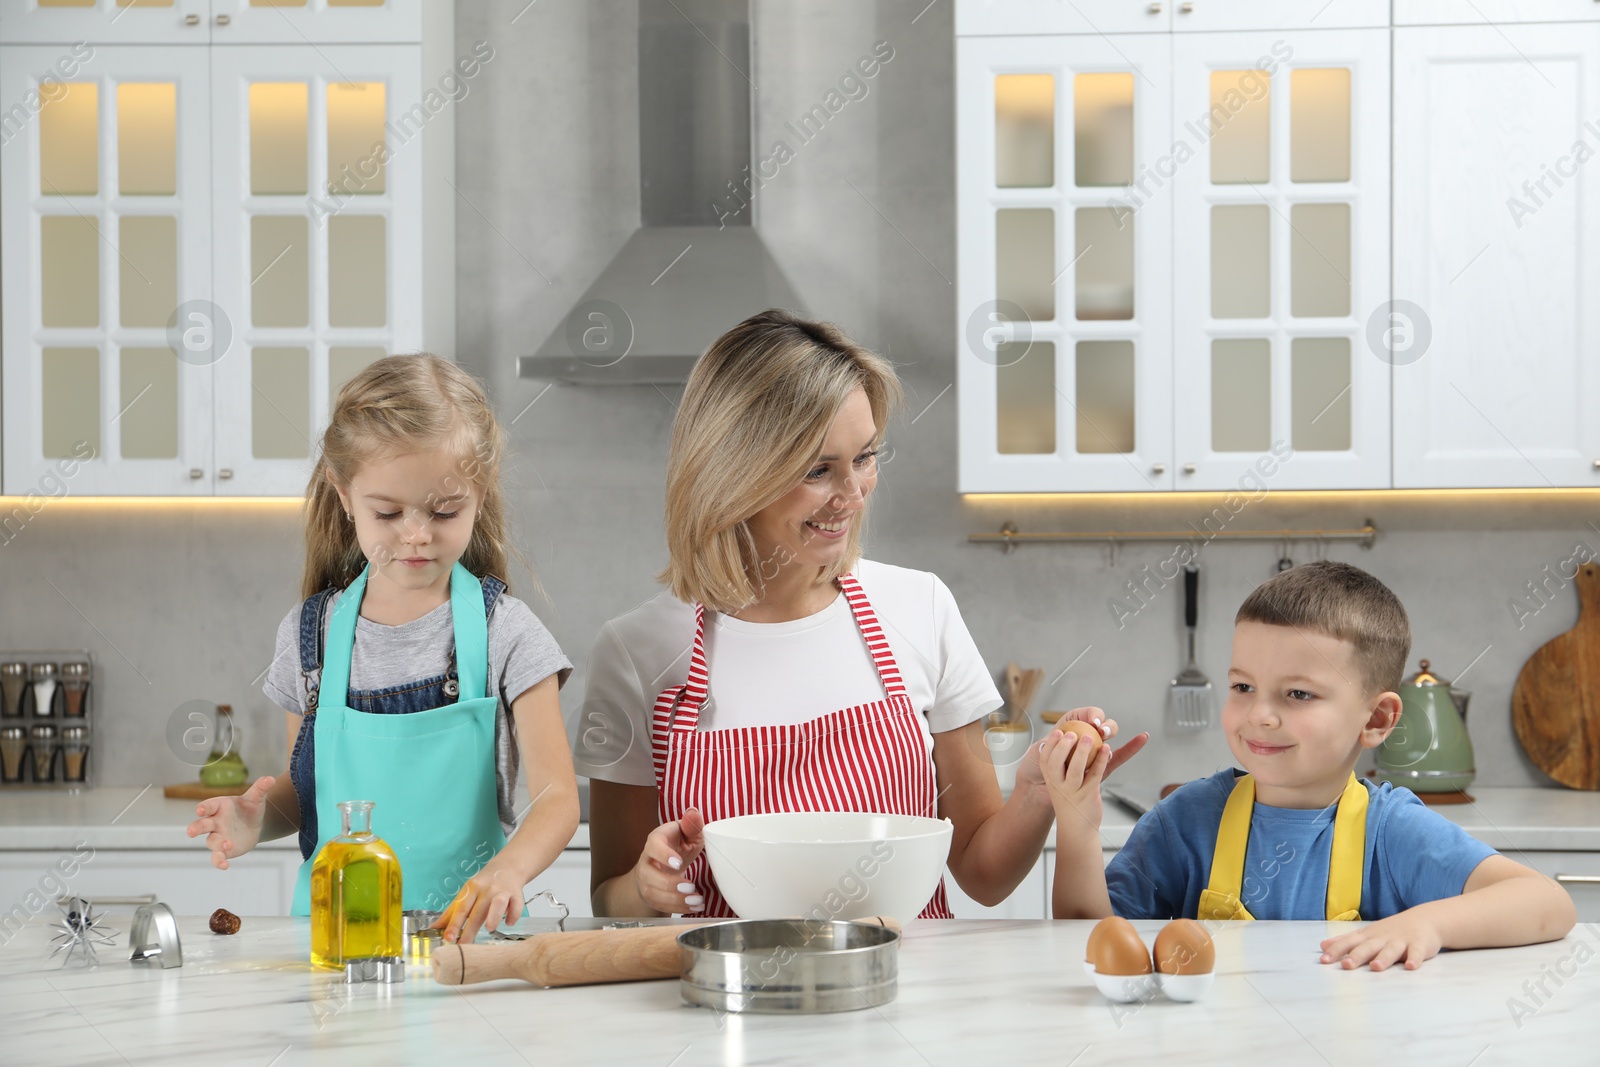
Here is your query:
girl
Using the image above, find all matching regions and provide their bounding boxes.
[578,310,1147,918]
[188,355,579,943]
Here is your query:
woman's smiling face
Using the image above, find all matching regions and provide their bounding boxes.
[745,387,880,578]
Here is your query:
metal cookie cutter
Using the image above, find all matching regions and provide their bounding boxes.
[345,956,405,984]
[128,903,183,969]
[488,889,569,941]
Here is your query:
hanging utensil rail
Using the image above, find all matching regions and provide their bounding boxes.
[969,520,1378,555]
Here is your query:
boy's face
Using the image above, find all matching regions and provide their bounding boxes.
[1223,621,1400,807]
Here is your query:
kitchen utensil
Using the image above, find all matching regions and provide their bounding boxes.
[431,921,719,987]
[1168,566,1212,729]
[0,726,25,782]
[162,781,251,800]
[59,725,88,790]
[0,663,25,718]
[128,902,182,969]
[29,724,57,781]
[1100,786,1149,818]
[29,662,58,717]
[50,896,119,968]
[702,811,952,923]
[1512,562,1600,790]
[1375,658,1476,796]
[1005,662,1023,715]
[345,957,405,983]
[679,918,899,1014]
[59,662,89,717]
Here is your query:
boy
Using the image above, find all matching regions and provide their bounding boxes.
[1048,560,1575,970]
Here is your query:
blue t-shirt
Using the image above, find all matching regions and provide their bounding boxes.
[1105,769,1497,921]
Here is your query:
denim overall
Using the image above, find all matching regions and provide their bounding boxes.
[288,564,507,915]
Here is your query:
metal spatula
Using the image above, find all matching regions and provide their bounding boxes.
[1169,565,1212,729]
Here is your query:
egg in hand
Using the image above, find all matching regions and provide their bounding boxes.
[1053,719,1104,759]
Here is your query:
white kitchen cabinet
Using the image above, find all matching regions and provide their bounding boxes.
[0,0,420,45]
[957,33,1175,492]
[1396,1,1600,25]
[1507,851,1600,923]
[1393,25,1600,488]
[945,855,1048,919]
[955,0,1171,36]
[0,846,301,920]
[1171,1,1388,32]
[1,35,430,496]
[1171,28,1390,490]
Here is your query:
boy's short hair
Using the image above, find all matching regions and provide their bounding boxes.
[1235,560,1411,694]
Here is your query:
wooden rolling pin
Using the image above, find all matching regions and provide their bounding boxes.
[433,916,901,988]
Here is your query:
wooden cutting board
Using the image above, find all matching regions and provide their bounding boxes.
[1512,561,1600,790]
[163,781,250,800]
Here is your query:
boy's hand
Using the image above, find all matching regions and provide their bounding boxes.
[1319,914,1444,971]
[1016,708,1148,792]
[439,855,532,944]
[186,776,276,870]
[1038,727,1111,837]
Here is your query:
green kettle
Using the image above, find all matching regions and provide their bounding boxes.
[1374,659,1475,794]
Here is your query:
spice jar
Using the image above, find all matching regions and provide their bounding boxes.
[30,724,57,782]
[1,663,26,718]
[0,726,25,783]
[30,662,59,718]
[61,662,90,718]
[61,725,90,789]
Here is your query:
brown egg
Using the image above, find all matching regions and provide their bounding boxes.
[1088,916,1152,976]
[1153,919,1215,975]
[1054,719,1104,760]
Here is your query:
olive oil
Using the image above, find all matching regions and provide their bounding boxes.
[310,800,402,969]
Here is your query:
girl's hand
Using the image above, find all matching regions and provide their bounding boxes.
[186,776,276,870]
[1015,708,1148,792]
[1319,914,1444,971]
[633,808,706,915]
[438,857,531,944]
[1038,727,1112,837]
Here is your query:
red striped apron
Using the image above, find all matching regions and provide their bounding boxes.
[651,572,953,919]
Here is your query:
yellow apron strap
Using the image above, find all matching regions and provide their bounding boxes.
[1198,774,1257,921]
[1326,772,1368,921]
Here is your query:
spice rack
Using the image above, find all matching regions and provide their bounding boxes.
[0,650,94,792]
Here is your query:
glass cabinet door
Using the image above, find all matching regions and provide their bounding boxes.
[957,33,1173,493]
[1,45,214,495]
[0,0,212,45]
[208,45,421,495]
[1171,29,1390,490]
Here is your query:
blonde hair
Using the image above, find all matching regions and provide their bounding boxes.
[1236,560,1412,694]
[660,309,903,613]
[301,354,520,599]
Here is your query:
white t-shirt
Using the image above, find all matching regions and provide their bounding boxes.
[573,559,1002,786]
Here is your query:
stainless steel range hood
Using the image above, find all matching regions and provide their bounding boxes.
[519,0,802,385]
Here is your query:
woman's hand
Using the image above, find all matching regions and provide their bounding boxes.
[438,856,533,944]
[632,808,706,915]
[1015,707,1148,793]
[186,776,276,870]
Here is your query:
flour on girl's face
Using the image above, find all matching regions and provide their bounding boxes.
[334,450,481,622]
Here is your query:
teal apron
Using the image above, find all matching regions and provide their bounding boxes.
[291,563,507,915]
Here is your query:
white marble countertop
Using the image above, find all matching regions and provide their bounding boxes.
[4,914,1595,1065]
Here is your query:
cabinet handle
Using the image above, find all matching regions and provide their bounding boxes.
[1593,459,1600,469]
[56,893,158,906]
[1179,2,1194,11]
[219,468,234,480]
[1182,463,1197,475]
[215,13,230,25]
[189,468,204,479]
[185,13,200,25]
[1152,463,1166,475]
[1555,874,1600,884]
[1147,2,1162,11]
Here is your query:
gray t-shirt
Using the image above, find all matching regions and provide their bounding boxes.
[262,589,572,838]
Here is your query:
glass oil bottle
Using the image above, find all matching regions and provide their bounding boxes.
[310,800,402,970]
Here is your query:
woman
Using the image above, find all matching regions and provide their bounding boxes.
[577,310,1146,917]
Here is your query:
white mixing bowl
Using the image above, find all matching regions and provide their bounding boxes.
[702,812,954,923]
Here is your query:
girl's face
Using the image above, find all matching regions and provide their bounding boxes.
[334,451,480,594]
[746,387,880,577]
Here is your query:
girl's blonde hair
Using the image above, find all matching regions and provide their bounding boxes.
[660,309,903,613]
[302,354,517,599]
